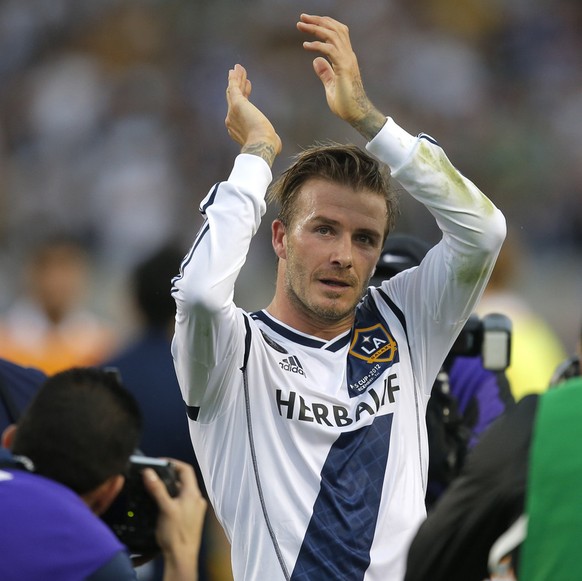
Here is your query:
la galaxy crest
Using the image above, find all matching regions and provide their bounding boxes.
[347,299,400,397]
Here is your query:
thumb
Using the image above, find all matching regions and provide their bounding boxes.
[312,57,334,88]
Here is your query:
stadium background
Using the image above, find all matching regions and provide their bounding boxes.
[0,0,580,354]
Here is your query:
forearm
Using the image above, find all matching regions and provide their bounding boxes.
[172,154,271,312]
[374,118,505,389]
[368,117,506,257]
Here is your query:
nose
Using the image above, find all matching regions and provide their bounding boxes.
[330,235,353,269]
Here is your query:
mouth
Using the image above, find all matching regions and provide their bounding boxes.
[319,278,352,289]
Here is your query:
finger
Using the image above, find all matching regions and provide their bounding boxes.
[243,78,252,100]
[297,14,349,42]
[227,65,252,104]
[159,458,201,496]
[297,22,337,45]
[298,13,340,30]
[298,21,350,65]
[226,69,240,103]
[312,56,334,86]
[142,468,172,510]
[234,63,247,86]
[170,459,200,498]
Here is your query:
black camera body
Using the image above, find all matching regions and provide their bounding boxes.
[449,312,512,371]
[102,454,179,556]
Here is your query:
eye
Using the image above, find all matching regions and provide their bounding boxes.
[355,233,374,245]
[316,226,332,236]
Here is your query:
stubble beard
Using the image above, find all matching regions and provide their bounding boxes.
[284,265,365,326]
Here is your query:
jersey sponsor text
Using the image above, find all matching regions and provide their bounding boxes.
[275,373,400,426]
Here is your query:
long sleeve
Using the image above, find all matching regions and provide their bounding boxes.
[171,154,272,416]
[368,118,507,395]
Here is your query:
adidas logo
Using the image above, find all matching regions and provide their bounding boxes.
[279,356,306,376]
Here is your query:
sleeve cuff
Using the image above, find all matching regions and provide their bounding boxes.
[228,153,273,196]
[366,117,418,174]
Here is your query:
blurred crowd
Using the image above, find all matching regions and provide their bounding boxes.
[0,0,580,332]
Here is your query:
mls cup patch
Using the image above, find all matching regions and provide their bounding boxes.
[347,321,399,397]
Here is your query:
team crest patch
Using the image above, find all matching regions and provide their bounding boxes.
[349,324,397,363]
[347,323,399,397]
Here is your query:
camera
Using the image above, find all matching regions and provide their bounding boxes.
[101,454,179,555]
[449,313,512,371]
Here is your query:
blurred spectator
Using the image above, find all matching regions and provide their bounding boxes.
[100,243,232,581]
[404,324,582,581]
[476,232,567,399]
[0,234,119,374]
[102,243,193,465]
[0,0,580,359]
[0,357,45,433]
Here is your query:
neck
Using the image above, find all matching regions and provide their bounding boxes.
[266,297,353,341]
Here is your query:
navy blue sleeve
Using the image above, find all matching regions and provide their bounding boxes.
[85,551,138,581]
[0,358,46,430]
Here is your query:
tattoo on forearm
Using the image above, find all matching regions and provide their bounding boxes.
[351,80,386,141]
[241,142,277,167]
[354,114,386,142]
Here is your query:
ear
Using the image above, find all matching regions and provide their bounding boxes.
[83,474,125,516]
[1,424,17,449]
[272,219,287,260]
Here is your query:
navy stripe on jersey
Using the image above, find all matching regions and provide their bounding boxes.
[200,182,220,215]
[325,334,351,352]
[252,311,351,352]
[241,313,253,371]
[376,289,408,339]
[171,221,209,293]
[418,132,439,146]
[251,311,327,349]
[171,182,219,293]
[291,413,393,580]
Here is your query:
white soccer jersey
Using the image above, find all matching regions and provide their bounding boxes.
[171,118,506,581]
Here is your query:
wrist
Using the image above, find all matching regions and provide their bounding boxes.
[351,108,387,142]
[161,546,200,581]
[241,138,280,167]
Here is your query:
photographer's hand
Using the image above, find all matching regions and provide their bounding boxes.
[142,459,207,581]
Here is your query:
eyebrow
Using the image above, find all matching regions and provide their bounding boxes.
[309,215,383,242]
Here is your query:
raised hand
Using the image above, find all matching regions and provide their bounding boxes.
[297,14,386,140]
[225,64,282,167]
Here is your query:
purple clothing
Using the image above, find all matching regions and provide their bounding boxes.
[448,355,513,448]
[0,456,135,581]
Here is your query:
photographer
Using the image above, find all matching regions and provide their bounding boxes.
[0,367,206,581]
[404,324,582,581]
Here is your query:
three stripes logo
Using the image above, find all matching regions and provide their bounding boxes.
[279,355,306,377]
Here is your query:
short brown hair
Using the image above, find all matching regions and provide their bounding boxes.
[267,142,398,239]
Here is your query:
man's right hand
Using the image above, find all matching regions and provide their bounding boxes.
[225,64,282,167]
[143,458,207,581]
